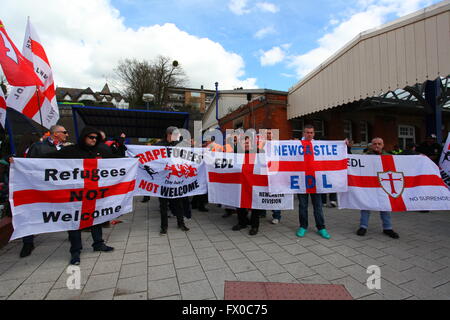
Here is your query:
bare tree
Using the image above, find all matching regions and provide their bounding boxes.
[114,56,187,108]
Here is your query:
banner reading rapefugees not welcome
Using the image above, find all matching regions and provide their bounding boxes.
[126,145,207,198]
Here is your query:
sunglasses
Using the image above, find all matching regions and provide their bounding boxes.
[57,131,68,134]
[87,135,98,140]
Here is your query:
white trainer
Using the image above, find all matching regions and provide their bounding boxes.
[271,219,279,225]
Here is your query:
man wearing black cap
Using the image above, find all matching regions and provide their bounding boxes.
[154,126,190,235]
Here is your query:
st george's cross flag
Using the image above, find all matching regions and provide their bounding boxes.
[9,158,138,240]
[265,140,348,194]
[0,89,6,128]
[6,18,59,129]
[438,133,450,189]
[205,151,293,210]
[338,154,450,212]
[0,20,43,87]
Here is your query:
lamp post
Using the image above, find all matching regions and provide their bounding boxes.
[142,93,155,110]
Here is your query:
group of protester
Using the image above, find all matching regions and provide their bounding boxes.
[2,123,445,266]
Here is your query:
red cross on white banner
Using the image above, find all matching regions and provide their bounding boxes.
[11,159,137,238]
[208,153,267,209]
[266,140,348,194]
[340,154,450,212]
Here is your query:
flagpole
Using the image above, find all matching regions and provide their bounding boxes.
[35,86,44,131]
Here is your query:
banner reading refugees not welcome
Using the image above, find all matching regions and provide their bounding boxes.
[265,140,348,194]
[126,145,207,198]
[338,154,450,212]
[9,158,138,240]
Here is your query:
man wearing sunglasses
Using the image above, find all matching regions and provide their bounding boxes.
[19,125,69,258]
[46,126,116,265]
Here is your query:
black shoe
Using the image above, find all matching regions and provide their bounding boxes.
[93,244,114,252]
[249,228,258,236]
[178,224,190,232]
[232,224,247,231]
[160,228,167,235]
[383,229,399,239]
[198,207,209,212]
[356,227,367,236]
[141,196,150,203]
[70,252,80,265]
[20,243,34,258]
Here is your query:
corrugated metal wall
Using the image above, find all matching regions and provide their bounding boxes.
[288,2,450,119]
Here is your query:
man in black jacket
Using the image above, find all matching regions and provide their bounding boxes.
[155,126,190,235]
[47,126,115,265]
[19,125,69,258]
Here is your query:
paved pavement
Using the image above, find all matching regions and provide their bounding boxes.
[0,197,449,300]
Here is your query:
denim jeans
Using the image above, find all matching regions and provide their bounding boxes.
[68,224,104,254]
[297,194,325,230]
[272,210,281,220]
[360,210,392,230]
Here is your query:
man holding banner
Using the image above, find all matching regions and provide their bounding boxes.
[45,126,119,265]
[356,137,399,239]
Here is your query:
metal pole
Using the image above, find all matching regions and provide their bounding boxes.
[5,113,15,156]
[35,87,44,132]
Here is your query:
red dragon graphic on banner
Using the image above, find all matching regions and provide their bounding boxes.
[164,164,198,179]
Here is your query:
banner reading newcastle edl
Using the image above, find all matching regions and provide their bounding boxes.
[126,145,207,198]
[338,154,450,211]
[265,140,348,194]
[439,133,450,189]
[10,158,138,240]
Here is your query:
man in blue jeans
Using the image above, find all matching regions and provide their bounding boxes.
[356,137,399,239]
[296,125,331,239]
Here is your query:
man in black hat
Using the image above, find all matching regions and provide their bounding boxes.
[154,126,190,235]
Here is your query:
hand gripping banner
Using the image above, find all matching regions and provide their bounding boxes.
[9,158,138,240]
[338,154,450,212]
[439,132,450,189]
[205,151,293,210]
[126,145,207,198]
[265,140,348,194]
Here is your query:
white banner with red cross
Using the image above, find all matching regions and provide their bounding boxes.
[338,154,450,212]
[439,133,450,189]
[126,145,207,198]
[265,140,348,194]
[205,151,293,210]
[9,158,138,240]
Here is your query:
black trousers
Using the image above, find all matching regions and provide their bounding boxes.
[159,198,184,229]
[68,224,104,254]
[237,209,265,229]
[192,194,208,209]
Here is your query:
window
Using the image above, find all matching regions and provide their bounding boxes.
[291,118,304,139]
[191,92,201,97]
[343,120,352,140]
[398,125,415,150]
[360,121,368,144]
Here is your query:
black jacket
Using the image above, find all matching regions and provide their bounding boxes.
[47,127,116,159]
[27,138,59,158]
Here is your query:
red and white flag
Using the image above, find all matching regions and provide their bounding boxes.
[338,154,450,212]
[9,158,138,240]
[0,89,6,128]
[265,140,348,194]
[205,151,293,210]
[0,20,43,87]
[6,18,59,129]
[438,133,450,189]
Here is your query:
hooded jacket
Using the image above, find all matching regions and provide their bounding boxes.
[47,126,116,159]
